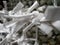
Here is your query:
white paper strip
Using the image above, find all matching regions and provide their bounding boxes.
[52,20,60,31]
[13,21,27,34]
[12,2,24,14]
[44,6,60,21]
[27,1,39,13]
[38,23,53,35]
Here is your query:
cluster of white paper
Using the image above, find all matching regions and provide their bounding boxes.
[0,0,60,45]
